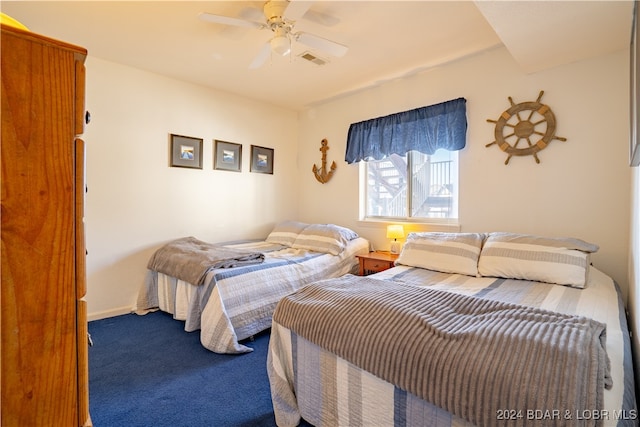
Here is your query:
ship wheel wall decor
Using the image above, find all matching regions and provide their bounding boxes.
[312,138,337,183]
[486,91,567,165]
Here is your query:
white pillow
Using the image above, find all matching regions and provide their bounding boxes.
[291,224,358,255]
[265,221,309,247]
[395,232,486,277]
[477,232,599,288]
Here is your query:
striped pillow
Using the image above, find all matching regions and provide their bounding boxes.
[477,232,599,288]
[265,221,309,247]
[291,224,358,255]
[395,232,486,277]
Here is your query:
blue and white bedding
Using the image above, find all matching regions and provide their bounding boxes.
[268,265,637,427]
[136,237,370,354]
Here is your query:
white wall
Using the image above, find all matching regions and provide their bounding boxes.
[84,45,633,331]
[298,46,632,302]
[83,57,299,319]
[629,167,640,391]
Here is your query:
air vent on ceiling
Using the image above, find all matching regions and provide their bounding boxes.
[299,51,328,66]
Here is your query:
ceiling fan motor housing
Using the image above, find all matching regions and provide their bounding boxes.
[264,1,289,29]
[264,1,293,55]
[199,1,348,68]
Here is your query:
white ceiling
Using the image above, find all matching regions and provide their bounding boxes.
[1,1,634,111]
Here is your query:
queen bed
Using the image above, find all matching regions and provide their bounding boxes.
[267,232,637,427]
[136,221,369,354]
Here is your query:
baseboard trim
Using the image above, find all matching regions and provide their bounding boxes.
[88,306,134,322]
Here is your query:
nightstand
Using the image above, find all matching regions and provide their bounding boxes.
[356,251,399,276]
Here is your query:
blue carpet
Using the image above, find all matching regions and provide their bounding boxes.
[88,311,278,426]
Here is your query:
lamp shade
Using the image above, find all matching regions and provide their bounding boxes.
[0,13,29,31]
[386,225,405,240]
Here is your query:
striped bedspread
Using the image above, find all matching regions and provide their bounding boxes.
[268,266,638,427]
[273,274,610,426]
[136,238,370,354]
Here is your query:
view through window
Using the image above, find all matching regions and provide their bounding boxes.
[365,149,458,220]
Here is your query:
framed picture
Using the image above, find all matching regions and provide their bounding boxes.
[631,0,640,166]
[170,134,203,169]
[250,145,274,174]
[214,140,242,172]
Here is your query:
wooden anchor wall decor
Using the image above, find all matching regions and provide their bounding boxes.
[312,138,337,184]
[486,91,567,165]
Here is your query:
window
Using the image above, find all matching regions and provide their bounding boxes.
[364,149,458,220]
[346,98,466,222]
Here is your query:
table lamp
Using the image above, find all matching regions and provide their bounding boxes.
[386,225,405,254]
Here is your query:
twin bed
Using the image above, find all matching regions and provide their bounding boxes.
[135,221,369,353]
[136,225,637,426]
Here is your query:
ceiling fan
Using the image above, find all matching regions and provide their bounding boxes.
[199,1,348,69]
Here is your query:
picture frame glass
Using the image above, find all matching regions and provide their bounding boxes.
[171,134,203,169]
[250,145,274,174]
[214,140,242,172]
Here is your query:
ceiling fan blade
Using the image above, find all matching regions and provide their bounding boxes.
[199,12,264,29]
[283,0,312,21]
[295,32,348,57]
[249,43,272,69]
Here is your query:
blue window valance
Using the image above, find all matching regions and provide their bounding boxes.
[345,97,467,164]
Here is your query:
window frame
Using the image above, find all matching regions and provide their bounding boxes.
[359,150,460,225]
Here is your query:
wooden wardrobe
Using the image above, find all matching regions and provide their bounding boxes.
[1,23,91,426]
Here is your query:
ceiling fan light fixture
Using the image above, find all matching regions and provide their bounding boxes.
[271,34,291,56]
[200,1,348,69]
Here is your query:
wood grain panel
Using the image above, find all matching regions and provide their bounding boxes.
[1,24,88,426]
